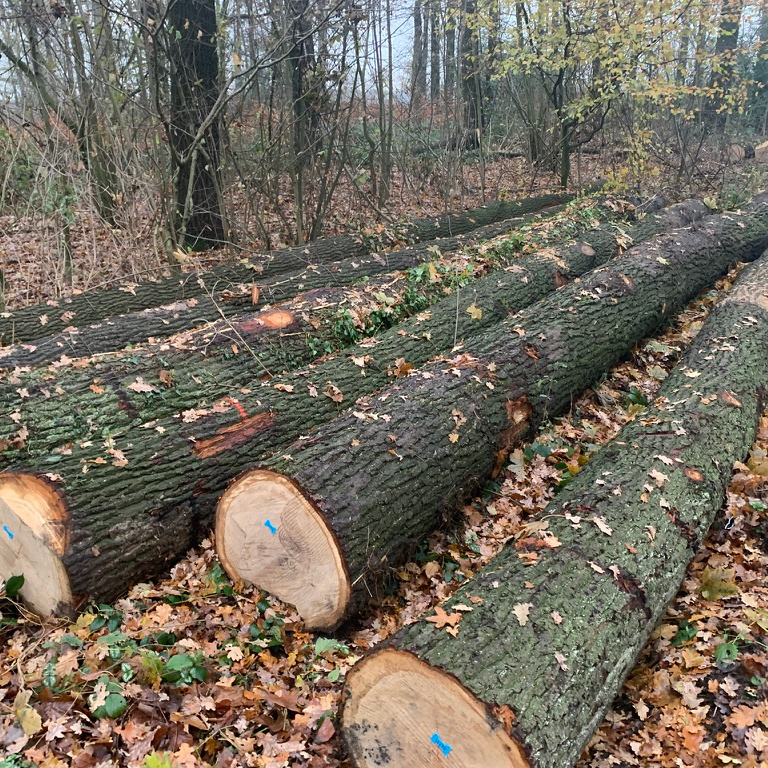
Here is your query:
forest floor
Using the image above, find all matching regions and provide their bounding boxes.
[2,154,768,767]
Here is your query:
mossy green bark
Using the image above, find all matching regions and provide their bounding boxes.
[0,209,571,367]
[0,201,699,467]
[258,204,768,624]
[347,254,768,768]
[0,192,576,346]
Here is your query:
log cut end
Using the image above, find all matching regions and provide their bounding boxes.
[341,649,529,768]
[0,473,72,616]
[216,469,350,630]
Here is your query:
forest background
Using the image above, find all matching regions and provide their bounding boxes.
[0,0,766,308]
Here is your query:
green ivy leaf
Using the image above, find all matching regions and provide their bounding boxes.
[93,693,128,719]
[5,574,24,599]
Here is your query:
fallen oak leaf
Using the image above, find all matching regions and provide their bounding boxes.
[513,603,532,626]
[699,567,740,601]
[648,468,668,487]
[158,369,173,388]
[324,383,344,403]
[720,391,742,408]
[12,690,42,736]
[728,704,761,730]
[591,516,613,536]
[466,303,483,320]
[426,605,462,629]
[128,377,156,393]
[314,716,335,743]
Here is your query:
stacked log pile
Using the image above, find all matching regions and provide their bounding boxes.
[1,187,767,768]
[0,199,751,618]
[0,198,697,465]
[215,202,768,630]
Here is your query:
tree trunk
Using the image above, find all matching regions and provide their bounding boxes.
[0,205,573,369]
[412,0,427,105]
[707,0,745,129]
[167,0,226,249]
[444,0,456,98]
[0,198,687,613]
[340,253,768,768]
[430,0,440,101]
[0,191,577,347]
[460,0,484,148]
[213,202,768,631]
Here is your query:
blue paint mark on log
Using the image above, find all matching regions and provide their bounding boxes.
[431,732,452,757]
[2,525,13,540]
[264,520,278,535]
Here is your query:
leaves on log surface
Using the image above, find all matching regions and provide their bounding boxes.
[2,265,768,767]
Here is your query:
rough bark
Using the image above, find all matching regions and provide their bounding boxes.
[341,253,768,768]
[0,208,570,367]
[219,203,768,630]
[0,201,717,613]
[167,0,226,249]
[0,192,577,346]
[0,199,695,469]
[0,274,451,460]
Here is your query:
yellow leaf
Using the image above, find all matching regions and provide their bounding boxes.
[466,303,483,320]
[699,567,740,601]
[13,691,42,736]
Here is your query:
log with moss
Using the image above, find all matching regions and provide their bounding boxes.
[0,199,702,469]
[0,192,578,346]
[0,205,718,618]
[340,253,768,768]
[0,207,570,367]
[214,203,768,631]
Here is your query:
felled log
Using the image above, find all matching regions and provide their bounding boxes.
[0,192,577,346]
[340,253,768,768]
[0,199,698,471]
[0,208,567,367]
[214,203,768,631]
[0,201,711,614]
[0,200,684,462]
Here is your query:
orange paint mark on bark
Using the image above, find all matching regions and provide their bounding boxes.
[237,310,295,334]
[193,412,278,459]
[223,397,248,419]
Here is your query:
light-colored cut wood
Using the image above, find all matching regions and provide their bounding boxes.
[342,649,528,768]
[0,473,72,616]
[216,470,349,630]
